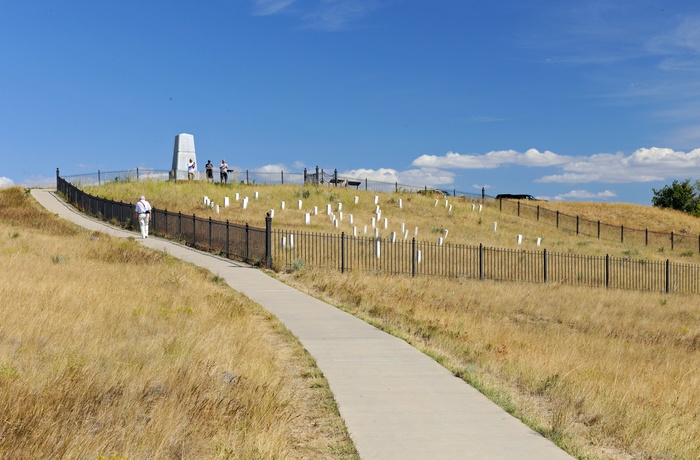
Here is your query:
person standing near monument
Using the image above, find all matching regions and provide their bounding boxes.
[134,195,152,239]
[187,158,196,180]
[205,160,214,183]
[220,159,229,184]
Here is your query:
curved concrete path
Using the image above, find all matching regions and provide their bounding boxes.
[33,188,574,460]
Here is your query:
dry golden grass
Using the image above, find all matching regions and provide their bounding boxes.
[85,180,700,264]
[0,187,357,459]
[279,268,700,459]
[79,179,700,458]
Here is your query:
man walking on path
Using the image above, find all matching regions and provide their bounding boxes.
[134,195,152,238]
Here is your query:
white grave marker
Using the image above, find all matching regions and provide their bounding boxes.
[536,237,542,246]
[254,191,259,200]
[354,196,359,204]
[281,236,286,248]
[235,193,240,201]
[269,209,274,218]
[353,226,357,237]
[517,234,523,245]
[338,202,343,212]
[242,197,248,209]
[349,214,354,224]
[224,197,229,208]
[304,213,310,225]
[216,205,219,214]
[281,201,285,210]
[326,204,332,215]
[314,206,318,215]
[493,222,498,231]
[417,250,422,263]
[374,195,379,205]
[289,234,294,249]
[298,200,302,210]
[375,239,381,258]
[438,237,444,246]
[399,198,403,209]
[371,217,376,228]
[383,218,388,229]
[390,232,396,243]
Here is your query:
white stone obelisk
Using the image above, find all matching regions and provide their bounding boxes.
[171,133,198,180]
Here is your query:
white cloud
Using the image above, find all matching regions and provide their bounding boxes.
[551,190,617,201]
[257,163,287,173]
[412,149,570,169]
[0,177,14,188]
[413,147,700,185]
[340,167,454,186]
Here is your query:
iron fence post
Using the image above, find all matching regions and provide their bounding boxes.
[192,214,196,247]
[598,220,601,239]
[665,259,670,293]
[576,216,579,235]
[265,212,272,269]
[543,249,548,283]
[605,254,610,289]
[341,232,345,273]
[479,243,483,280]
[226,220,230,258]
[671,231,674,250]
[245,223,250,262]
[621,225,624,243]
[411,238,416,277]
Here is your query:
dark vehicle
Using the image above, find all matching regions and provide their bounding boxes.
[495,194,538,200]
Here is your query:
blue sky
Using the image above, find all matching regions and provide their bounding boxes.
[2,1,700,204]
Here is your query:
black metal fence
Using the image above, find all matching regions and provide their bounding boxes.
[56,171,700,295]
[498,198,700,255]
[57,175,269,266]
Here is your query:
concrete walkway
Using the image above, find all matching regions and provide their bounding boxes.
[32,188,574,460]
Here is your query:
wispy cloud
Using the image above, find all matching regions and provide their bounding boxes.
[251,0,382,31]
[252,0,297,16]
[0,177,14,188]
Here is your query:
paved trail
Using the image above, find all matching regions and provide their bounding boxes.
[33,188,574,460]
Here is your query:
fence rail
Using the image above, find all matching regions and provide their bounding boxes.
[56,171,700,295]
[498,198,700,255]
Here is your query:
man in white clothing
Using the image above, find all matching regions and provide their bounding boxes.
[134,195,152,238]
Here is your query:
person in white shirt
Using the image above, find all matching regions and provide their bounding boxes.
[134,195,152,238]
[220,159,229,184]
[187,158,196,180]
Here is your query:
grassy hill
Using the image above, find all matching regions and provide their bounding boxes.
[85,180,700,264]
[81,179,700,459]
[1,187,357,459]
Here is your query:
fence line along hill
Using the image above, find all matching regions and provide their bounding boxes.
[62,170,700,295]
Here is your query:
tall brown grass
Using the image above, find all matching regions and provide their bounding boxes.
[279,268,700,459]
[1,187,357,459]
